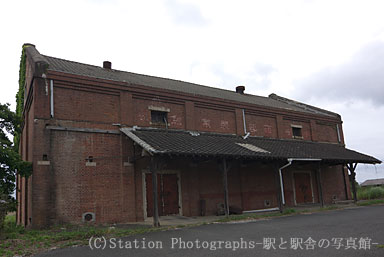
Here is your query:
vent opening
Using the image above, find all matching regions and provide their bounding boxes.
[82,212,95,222]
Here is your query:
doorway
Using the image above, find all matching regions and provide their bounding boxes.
[145,173,180,217]
[293,172,314,204]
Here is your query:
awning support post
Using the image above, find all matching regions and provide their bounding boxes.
[347,163,358,203]
[341,166,349,200]
[150,157,160,227]
[316,163,324,207]
[221,158,230,218]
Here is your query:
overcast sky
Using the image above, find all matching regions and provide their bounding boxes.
[1,0,383,183]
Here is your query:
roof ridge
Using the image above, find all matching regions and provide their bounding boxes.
[43,55,110,72]
[269,93,339,117]
[43,55,273,101]
[364,178,384,181]
[38,48,339,118]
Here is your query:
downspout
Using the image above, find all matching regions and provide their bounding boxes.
[336,124,341,143]
[242,109,247,134]
[278,159,292,205]
[50,80,54,117]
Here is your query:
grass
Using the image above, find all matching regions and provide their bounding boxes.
[0,213,167,257]
[356,199,384,206]
[357,186,384,200]
[215,205,354,223]
[215,208,300,223]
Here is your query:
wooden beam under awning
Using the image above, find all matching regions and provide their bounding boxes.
[347,163,358,203]
[150,157,160,227]
[220,158,231,218]
[316,163,324,207]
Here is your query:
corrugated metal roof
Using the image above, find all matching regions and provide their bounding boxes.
[43,55,338,118]
[361,178,384,186]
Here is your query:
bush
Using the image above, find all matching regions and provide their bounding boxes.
[368,187,384,199]
[357,186,384,200]
[0,194,14,233]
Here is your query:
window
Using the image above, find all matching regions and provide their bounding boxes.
[151,110,168,125]
[291,125,303,138]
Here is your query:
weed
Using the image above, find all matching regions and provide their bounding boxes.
[357,186,384,200]
[0,213,164,257]
[357,199,384,206]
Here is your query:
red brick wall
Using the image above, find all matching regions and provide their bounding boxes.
[240,165,279,210]
[133,97,185,129]
[197,164,225,215]
[316,122,339,143]
[180,168,200,216]
[54,85,119,123]
[245,114,278,138]
[50,130,137,224]
[31,119,54,228]
[281,119,312,140]
[195,107,236,134]
[321,165,350,203]
[47,72,343,144]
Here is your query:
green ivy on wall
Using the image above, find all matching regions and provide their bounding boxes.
[14,46,26,151]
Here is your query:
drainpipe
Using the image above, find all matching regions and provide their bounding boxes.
[278,159,292,205]
[242,109,247,134]
[336,124,341,143]
[50,80,54,117]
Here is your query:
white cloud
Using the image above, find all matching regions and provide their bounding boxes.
[293,41,384,106]
[164,0,209,26]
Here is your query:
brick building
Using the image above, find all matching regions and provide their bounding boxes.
[17,44,380,228]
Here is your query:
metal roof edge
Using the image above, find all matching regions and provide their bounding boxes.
[120,127,161,155]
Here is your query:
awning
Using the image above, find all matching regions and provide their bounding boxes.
[120,127,381,164]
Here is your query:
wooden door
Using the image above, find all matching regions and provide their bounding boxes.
[146,173,179,217]
[294,173,313,204]
[162,174,179,215]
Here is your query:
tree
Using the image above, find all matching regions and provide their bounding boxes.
[0,102,32,227]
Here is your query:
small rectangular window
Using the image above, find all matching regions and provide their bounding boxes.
[151,110,167,124]
[292,126,302,138]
